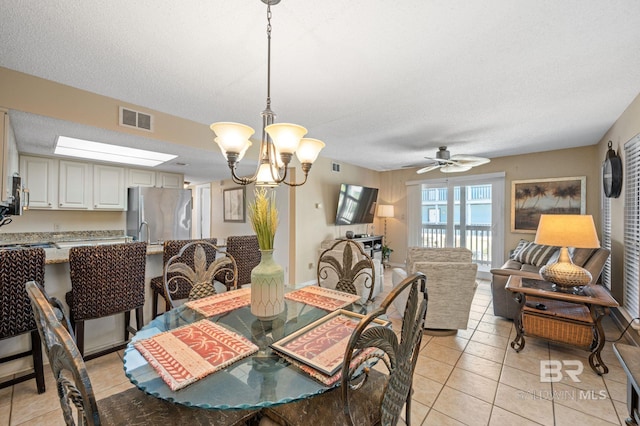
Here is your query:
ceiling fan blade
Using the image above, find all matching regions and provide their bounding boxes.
[440,164,472,173]
[423,156,455,165]
[450,155,491,167]
[416,164,442,174]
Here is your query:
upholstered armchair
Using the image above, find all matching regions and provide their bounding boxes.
[317,239,384,303]
[392,247,477,332]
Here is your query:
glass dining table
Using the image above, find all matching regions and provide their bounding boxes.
[123,289,375,410]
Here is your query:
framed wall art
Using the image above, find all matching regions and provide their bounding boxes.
[223,187,246,223]
[511,176,586,233]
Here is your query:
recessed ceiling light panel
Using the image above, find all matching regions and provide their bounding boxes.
[55,136,176,167]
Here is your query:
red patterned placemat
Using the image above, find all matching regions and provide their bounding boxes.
[185,288,251,317]
[134,319,258,391]
[285,286,360,311]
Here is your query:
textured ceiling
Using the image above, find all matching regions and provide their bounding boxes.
[1,0,640,184]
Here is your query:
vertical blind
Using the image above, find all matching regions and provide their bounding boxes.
[601,193,611,290]
[624,134,640,318]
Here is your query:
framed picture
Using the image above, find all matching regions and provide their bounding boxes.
[223,187,245,222]
[271,309,390,376]
[511,176,586,233]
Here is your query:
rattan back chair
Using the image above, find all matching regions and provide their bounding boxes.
[263,272,428,426]
[65,242,147,358]
[163,241,237,308]
[26,281,259,426]
[150,238,217,319]
[0,248,46,393]
[225,235,260,287]
[317,239,376,302]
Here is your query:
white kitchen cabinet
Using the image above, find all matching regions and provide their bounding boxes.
[1,110,19,205]
[156,172,183,188]
[128,169,155,187]
[128,169,183,189]
[58,160,91,209]
[93,164,126,210]
[20,155,57,209]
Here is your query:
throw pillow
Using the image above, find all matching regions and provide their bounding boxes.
[513,242,558,267]
[509,239,530,260]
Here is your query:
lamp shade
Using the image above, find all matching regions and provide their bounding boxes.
[296,138,325,164]
[215,138,252,162]
[210,122,254,154]
[534,214,600,248]
[377,205,395,218]
[264,123,307,154]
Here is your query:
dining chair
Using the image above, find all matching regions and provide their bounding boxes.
[0,248,46,393]
[262,272,428,426]
[150,238,218,319]
[26,281,260,426]
[225,235,261,287]
[316,239,377,304]
[65,242,147,359]
[163,241,237,308]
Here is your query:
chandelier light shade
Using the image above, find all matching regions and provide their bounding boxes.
[210,0,324,187]
[534,214,601,288]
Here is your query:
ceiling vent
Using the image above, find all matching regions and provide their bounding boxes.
[119,106,153,132]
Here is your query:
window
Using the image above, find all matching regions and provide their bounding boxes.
[407,172,505,278]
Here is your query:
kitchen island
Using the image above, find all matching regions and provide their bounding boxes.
[0,231,165,381]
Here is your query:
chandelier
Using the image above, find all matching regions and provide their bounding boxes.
[210,0,325,187]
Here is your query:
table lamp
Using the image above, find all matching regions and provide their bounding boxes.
[534,214,600,288]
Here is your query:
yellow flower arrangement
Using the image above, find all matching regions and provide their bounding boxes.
[248,187,278,250]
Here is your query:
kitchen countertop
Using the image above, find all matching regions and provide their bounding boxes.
[44,244,163,264]
[0,230,164,263]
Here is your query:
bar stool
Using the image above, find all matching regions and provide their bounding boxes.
[225,235,260,287]
[65,242,147,359]
[150,238,217,319]
[0,247,46,393]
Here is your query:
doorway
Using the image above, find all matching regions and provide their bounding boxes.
[408,173,504,279]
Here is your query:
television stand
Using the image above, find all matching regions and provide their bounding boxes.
[348,235,383,261]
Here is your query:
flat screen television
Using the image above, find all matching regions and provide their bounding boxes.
[335,183,379,225]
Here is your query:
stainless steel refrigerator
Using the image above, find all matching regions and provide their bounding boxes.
[126,187,192,244]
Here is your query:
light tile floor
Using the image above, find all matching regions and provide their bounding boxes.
[0,271,634,425]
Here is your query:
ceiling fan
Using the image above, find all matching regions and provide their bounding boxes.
[414,146,490,174]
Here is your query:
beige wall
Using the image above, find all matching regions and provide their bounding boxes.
[0,67,212,151]
[290,156,381,285]
[379,145,601,267]
[595,91,640,303]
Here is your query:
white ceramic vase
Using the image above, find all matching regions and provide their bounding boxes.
[250,249,285,320]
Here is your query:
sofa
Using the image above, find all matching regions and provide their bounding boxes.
[392,247,477,332]
[490,240,610,319]
[317,239,384,303]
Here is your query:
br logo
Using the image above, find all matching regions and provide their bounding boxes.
[540,360,583,382]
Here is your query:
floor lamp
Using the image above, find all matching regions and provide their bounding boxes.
[377,205,394,266]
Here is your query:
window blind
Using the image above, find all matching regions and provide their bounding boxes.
[601,192,611,290]
[623,135,640,318]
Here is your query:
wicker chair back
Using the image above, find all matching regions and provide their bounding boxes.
[67,242,147,320]
[225,235,260,287]
[0,247,46,393]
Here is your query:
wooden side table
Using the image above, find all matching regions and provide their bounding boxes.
[506,275,619,375]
